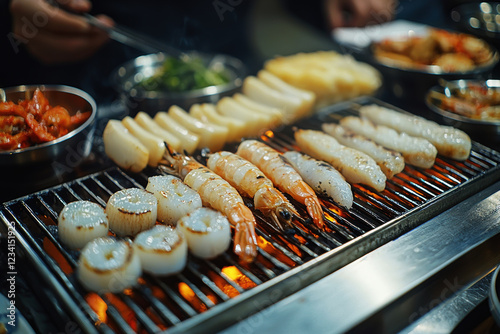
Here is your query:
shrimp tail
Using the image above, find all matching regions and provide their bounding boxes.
[305,197,325,230]
[234,221,258,263]
[229,203,258,263]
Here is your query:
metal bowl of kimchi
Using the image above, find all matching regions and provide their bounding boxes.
[425,79,500,146]
[368,27,499,102]
[0,85,97,166]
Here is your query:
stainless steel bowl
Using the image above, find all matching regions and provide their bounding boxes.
[425,79,500,147]
[112,52,247,115]
[362,30,499,103]
[0,85,97,166]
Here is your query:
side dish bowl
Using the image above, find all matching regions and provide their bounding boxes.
[366,27,499,102]
[112,52,247,114]
[0,85,97,166]
[425,79,500,146]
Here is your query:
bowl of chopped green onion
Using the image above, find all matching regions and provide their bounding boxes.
[112,52,247,114]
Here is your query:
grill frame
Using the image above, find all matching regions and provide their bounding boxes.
[2,97,500,333]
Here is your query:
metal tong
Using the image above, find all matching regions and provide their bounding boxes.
[83,13,190,60]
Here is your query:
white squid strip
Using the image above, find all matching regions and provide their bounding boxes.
[294,129,387,192]
[134,225,188,276]
[340,116,438,169]
[359,104,471,161]
[146,175,202,225]
[58,201,109,250]
[177,207,231,259]
[322,123,405,179]
[106,188,157,237]
[283,151,353,209]
[77,237,142,293]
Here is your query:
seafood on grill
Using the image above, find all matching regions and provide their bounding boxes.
[189,103,246,143]
[321,123,405,179]
[206,151,299,231]
[283,151,353,209]
[133,225,188,276]
[340,116,438,169]
[58,201,109,250]
[106,188,158,237]
[154,111,200,154]
[122,116,166,167]
[236,140,325,230]
[161,148,258,263]
[358,104,471,161]
[294,129,387,192]
[103,120,149,173]
[177,207,231,259]
[168,105,228,152]
[146,175,202,225]
[77,237,142,293]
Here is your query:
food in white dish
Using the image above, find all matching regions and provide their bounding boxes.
[106,188,158,237]
[207,151,298,231]
[283,151,353,209]
[177,207,231,259]
[294,129,387,192]
[77,237,141,293]
[102,120,149,173]
[161,150,258,263]
[322,123,405,179]
[145,175,202,224]
[134,225,188,275]
[358,104,471,161]
[236,140,324,230]
[340,116,438,169]
[58,201,109,249]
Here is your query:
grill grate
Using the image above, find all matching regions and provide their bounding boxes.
[2,98,500,333]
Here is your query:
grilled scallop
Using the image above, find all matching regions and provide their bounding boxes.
[106,188,158,237]
[77,237,142,293]
[146,175,202,225]
[134,225,188,276]
[58,201,109,250]
[177,207,231,259]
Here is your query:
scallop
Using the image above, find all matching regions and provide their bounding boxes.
[77,237,142,293]
[133,225,188,276]
[106,188,157,237]
[146,175,202,225]
[58,201,109,249]
[177,207,231,259]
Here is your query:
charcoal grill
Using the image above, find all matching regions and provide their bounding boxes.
[2,97,500,333]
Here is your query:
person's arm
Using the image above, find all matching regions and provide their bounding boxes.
[323,0,397,29]
[9,0,114,64]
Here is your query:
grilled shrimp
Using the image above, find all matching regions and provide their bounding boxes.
[161,149,258,263]
[236,140,324,230]
[207,151,299,231]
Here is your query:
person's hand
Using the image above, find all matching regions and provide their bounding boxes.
[9,0,114,64]
[324,0,397,29]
